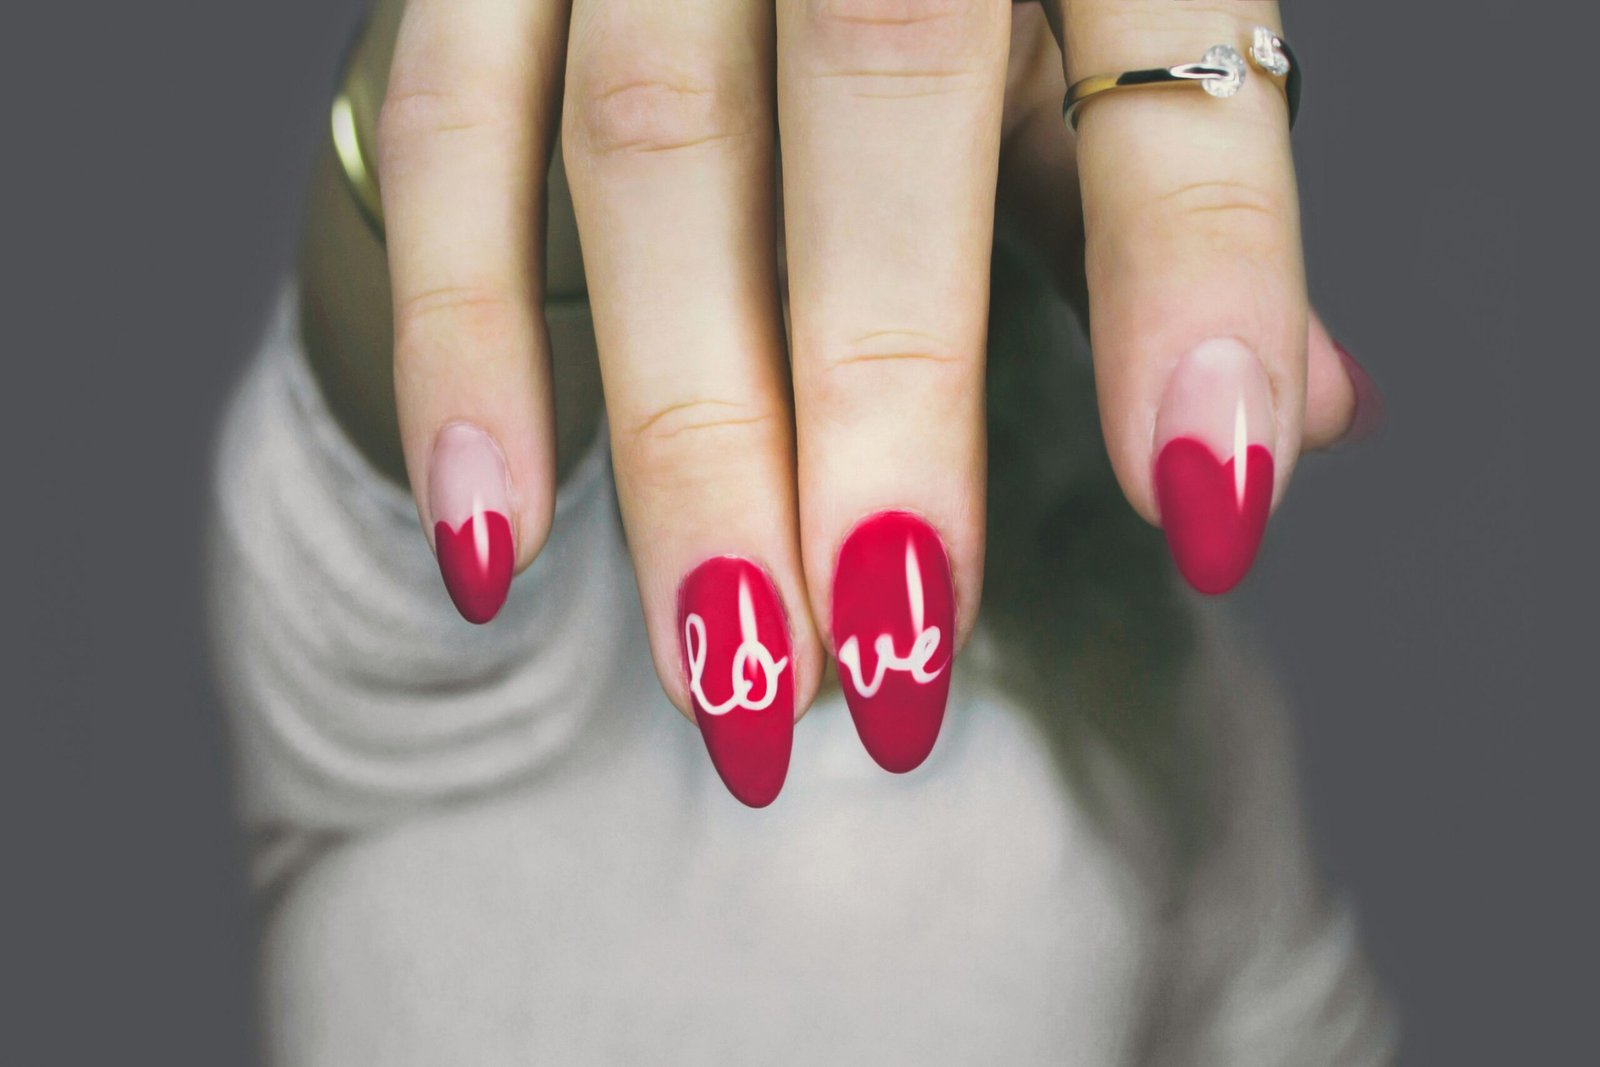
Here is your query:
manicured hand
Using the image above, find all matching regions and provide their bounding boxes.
[373,0,1376,806]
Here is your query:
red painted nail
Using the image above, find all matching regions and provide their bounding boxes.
[831,511,955,774]
[679,558,793,807]
[1153,339,1276,595]
[1154,438,1273,595]
[429,423,514,623]
[435,513,514,624]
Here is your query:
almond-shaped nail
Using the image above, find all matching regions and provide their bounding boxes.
[429,423,514,624]
[831,511,955,774]
[679,558,793,807]
[1153,339,1275,595]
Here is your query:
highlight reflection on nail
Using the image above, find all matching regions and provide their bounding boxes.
[831,511,954,773]
[1153,339,1275,595]
[429,423,514,624]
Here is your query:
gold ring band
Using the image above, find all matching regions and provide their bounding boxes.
[1063,26,1301,131]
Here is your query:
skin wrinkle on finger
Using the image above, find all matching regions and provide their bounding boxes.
[571,78,761,158]
[628,397,760,442]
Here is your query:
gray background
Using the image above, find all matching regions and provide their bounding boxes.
[8,1,1594,1063]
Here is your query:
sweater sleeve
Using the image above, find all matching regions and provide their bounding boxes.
[205,288,639,856]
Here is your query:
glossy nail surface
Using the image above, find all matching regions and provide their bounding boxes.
[831,511,955,773]
[429,423,515,624]
[679,558,793,807]
[1153,339,1275,596]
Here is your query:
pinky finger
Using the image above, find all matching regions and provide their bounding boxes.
[1305,311,1385,450]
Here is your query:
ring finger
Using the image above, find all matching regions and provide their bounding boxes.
[1055,0,1307,594]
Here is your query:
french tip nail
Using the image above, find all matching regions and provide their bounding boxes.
[1155,438,1273,595]
[831,511,955,773]
[1334,341,1387,446]
[1153,340,1276,596]
[679,557,794,806]
[435,513,514,623]
[428,423,515,623]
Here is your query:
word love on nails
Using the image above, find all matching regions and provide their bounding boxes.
[677,557,794,808]
[684,576,789,717]
[831,512,956,774]
[836,540,945,698]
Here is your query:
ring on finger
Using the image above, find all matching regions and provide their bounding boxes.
[1062,25,1300,131]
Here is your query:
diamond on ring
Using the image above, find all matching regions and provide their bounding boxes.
[1250,26,1291,77]
[1062,26,1301,131]
[1200,46,1247,99]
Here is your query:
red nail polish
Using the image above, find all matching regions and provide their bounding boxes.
[831,511,955,774]
[434,512,515,623]
[429,423,515,623]
[678,558,793,807]
[1153,339,1277,595]
[1154,438,1273,595]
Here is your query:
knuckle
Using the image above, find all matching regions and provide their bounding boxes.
[809,337,971,424]
[376,85,510,172]
[566,55,755,161]
[623,398,783,483]
[807,0,1001,82]
[394,284,520,353]
[1153,178,1288,241]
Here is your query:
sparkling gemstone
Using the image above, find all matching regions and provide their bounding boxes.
[1200,45,1246,99]
[1251,26,1291,77]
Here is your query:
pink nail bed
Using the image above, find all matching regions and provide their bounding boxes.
[428,423,514,624]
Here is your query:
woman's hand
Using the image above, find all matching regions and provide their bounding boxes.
[346,0,1373,806]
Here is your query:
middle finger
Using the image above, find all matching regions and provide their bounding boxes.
[777,0,1011,772]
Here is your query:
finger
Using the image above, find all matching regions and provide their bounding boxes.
[1305,311,1384,450]
[993,22,1379,455]
[377,0,570,623]
[562,0,812,807]
[776,0,1011,772]
[1058,2,1305,594]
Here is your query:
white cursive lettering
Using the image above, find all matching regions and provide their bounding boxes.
[836,539,946,698]
[685,575,789,717]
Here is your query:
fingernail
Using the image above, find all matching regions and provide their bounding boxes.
[428,423,515,624]
[678,557,794,807]
[1153,339,1275,596]
[1334,340,1386,446]
[831,511,955,774]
